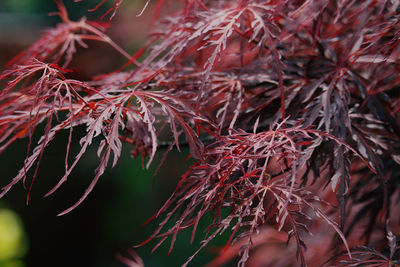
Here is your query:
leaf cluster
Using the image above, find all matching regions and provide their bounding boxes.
[0,0,399,266]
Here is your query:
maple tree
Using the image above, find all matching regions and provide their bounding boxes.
[1,0,400,266]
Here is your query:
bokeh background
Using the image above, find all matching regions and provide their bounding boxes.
[0,1,233,266]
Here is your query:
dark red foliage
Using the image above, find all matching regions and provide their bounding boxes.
[1,0,400,266]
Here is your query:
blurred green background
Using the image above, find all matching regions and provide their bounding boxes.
[0,1,232,266]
